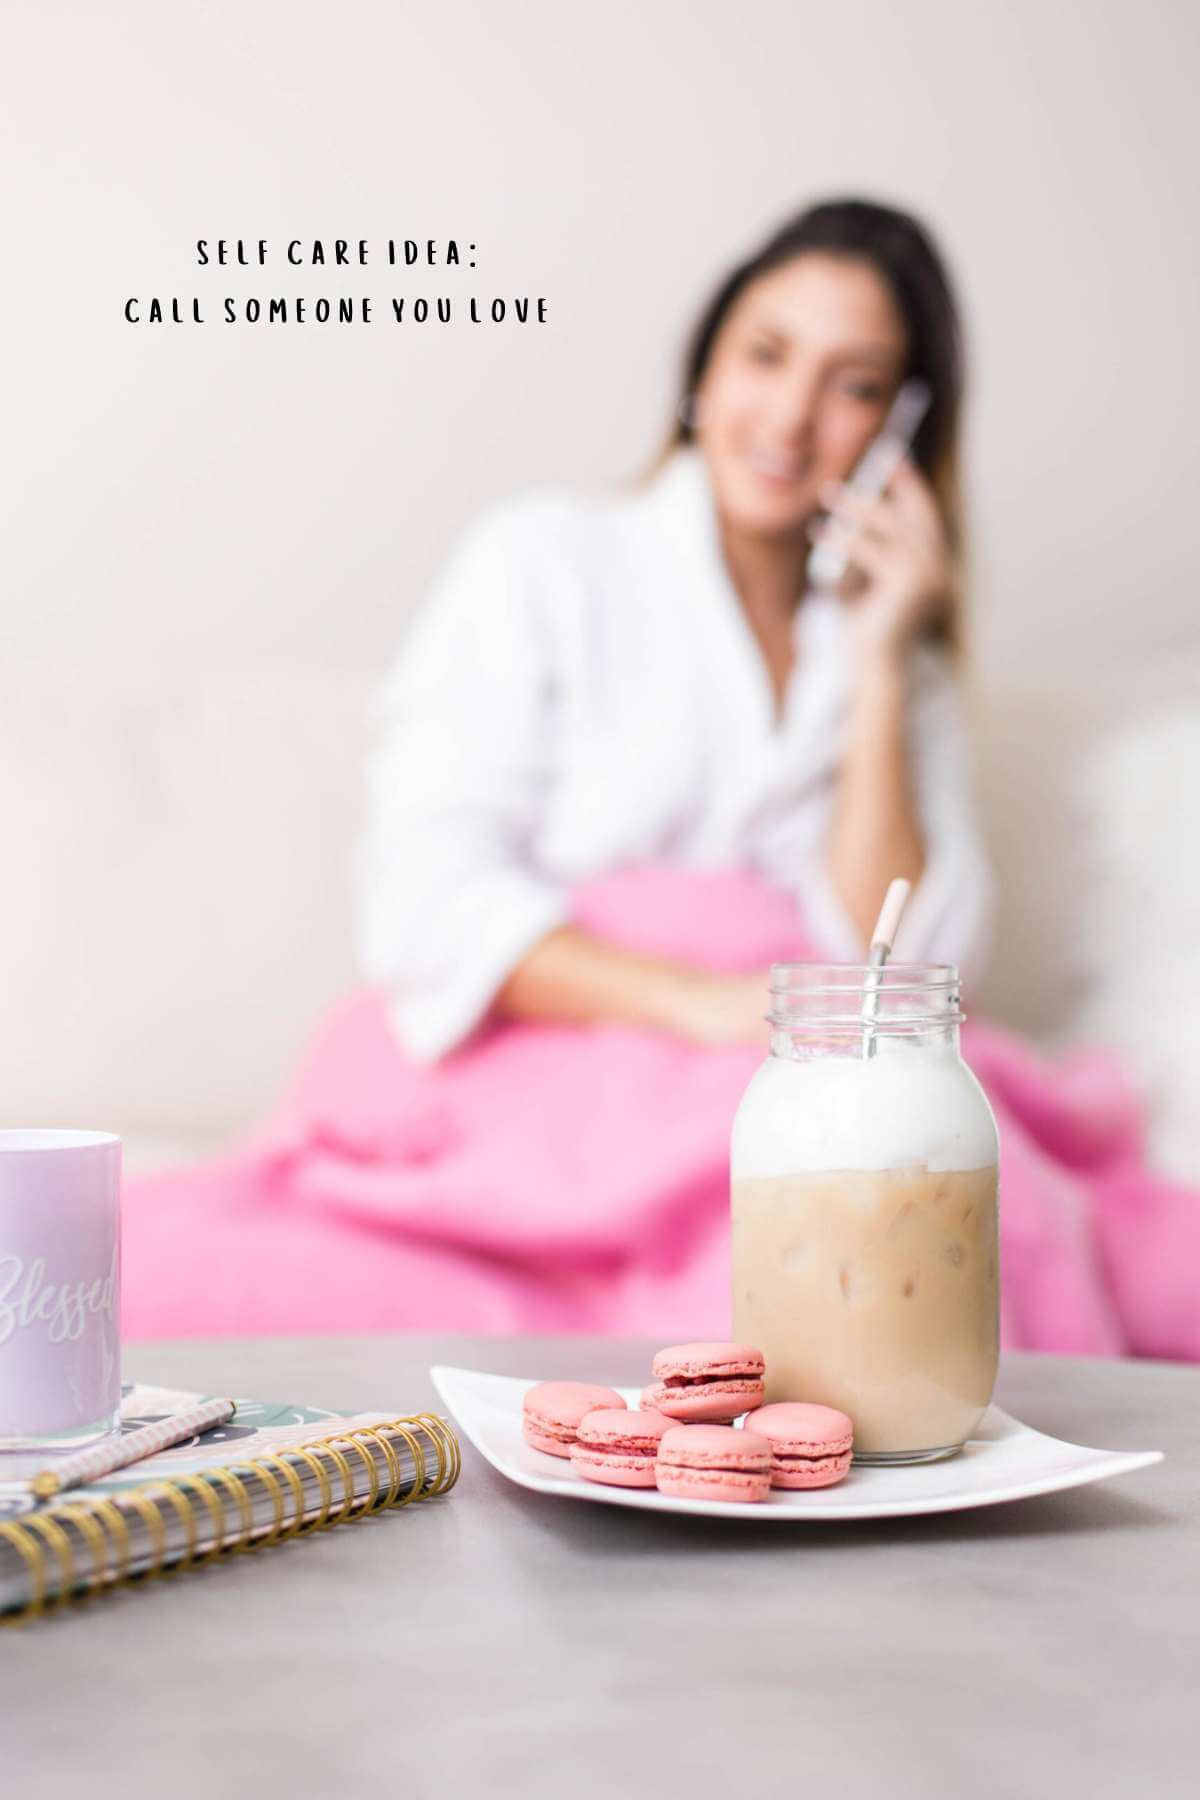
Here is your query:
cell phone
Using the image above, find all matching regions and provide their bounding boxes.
[806,377,932,591]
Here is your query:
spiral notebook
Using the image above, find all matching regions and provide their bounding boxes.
[0,1384,460,1622]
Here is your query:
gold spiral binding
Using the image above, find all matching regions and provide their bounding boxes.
[254,1452,306,1539]
[388,1423,426,1506]
[354,1426,403,1507]
[147,1482,197,1574]
[287,1447,334,1536]
[412,1417,442,1490]
[319,1444,358,1527]
[121,1490,167,1579]
[437,1413,460,1484]
[339,1435,381,1517]
[0,1411,461,1620]
[89,1498,132,1582]
[172,1474,226,1565]
[416,1413,461,1492]
[20,1514,76,1609]
[206,1468,254,1552]
[251,1460,287,1546]
[56,1502,109,1596]
[399,1413,459,1495]
[0,1521,46,1623]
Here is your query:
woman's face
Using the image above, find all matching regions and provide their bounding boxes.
[694,252,908,540]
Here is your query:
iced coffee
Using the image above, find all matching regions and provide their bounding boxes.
[731,966,1000,1463]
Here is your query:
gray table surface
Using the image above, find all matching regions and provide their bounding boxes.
[3,1337,1197,1798]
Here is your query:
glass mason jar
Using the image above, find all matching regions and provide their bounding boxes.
[731,964,999,1465]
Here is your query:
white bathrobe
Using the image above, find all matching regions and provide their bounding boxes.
[356,447,993,1061]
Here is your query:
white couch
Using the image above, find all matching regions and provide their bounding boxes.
[1,660,1196,1178]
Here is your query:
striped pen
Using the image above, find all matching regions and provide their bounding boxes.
[28,1396,238,1499]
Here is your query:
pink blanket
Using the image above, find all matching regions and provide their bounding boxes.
[122,866,1200,1358]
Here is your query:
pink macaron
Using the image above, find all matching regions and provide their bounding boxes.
[643,1342,766,1422]
[742,1403,855,1488]
[655,1424,773,1503]
[569,1408,677,1488]
[522,1381,626,1458]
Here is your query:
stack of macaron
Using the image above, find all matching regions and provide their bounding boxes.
[522,1341,854,1503]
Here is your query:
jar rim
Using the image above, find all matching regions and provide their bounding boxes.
[766,962,964,1031]
[769,962,959,991]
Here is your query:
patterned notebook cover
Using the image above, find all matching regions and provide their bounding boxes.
[0,1384,403,1520]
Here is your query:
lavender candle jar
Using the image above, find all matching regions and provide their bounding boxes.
[0,1130,121,1454]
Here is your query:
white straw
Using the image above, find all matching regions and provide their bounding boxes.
[861,878,912,1060]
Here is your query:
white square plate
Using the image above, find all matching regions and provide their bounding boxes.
[430,1364,1163,1520]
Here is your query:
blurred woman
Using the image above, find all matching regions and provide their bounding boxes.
[357,199,991,1061]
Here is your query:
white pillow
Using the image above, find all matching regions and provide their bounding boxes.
[1071,705,1200,1180]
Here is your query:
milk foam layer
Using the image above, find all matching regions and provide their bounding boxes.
[731,1042,998,1179]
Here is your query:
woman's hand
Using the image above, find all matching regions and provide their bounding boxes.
[497,928,772,1048]
[673,970,772,1048]
[812,458,951,663]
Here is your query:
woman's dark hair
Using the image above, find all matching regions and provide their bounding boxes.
[660,197,967,650]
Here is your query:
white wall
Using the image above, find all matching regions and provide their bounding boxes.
[3,0,1198,686]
